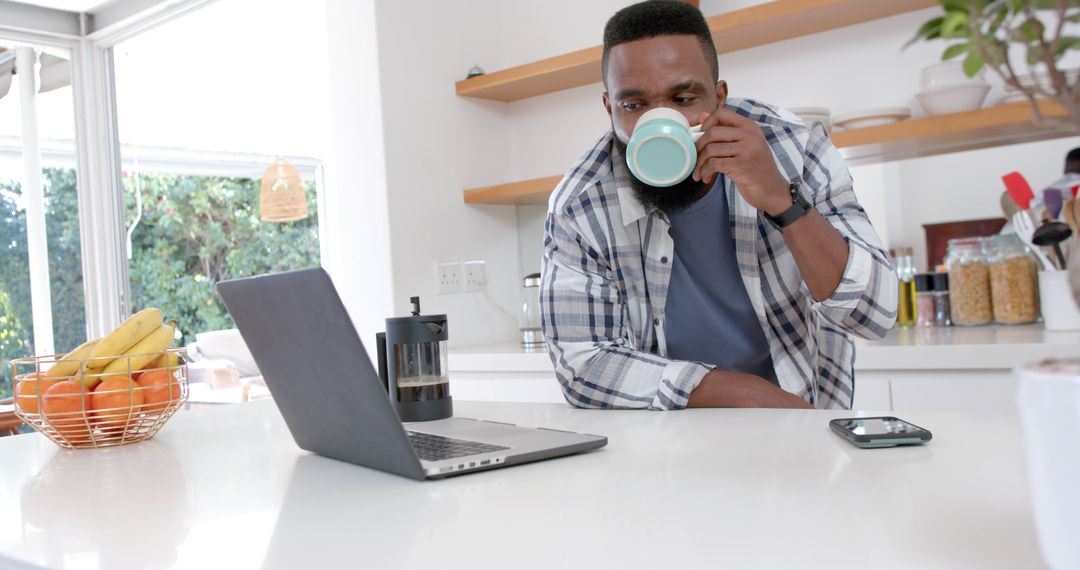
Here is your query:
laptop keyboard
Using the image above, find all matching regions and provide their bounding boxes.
[406,430,510,462]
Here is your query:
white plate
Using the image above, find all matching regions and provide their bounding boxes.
[1002,91,1034,104]
[832,107,911,130]
[787,107,830,117]
[1007,68,1079,92]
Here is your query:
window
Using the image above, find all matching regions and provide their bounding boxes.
[111,0,331,346]
[0,44,85,400]
[122,168,320,345]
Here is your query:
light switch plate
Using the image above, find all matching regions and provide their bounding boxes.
[463,260,487,292]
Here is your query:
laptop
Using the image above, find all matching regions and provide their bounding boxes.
[216,268,607,480]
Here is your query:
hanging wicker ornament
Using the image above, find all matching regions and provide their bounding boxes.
[259,158,308,222]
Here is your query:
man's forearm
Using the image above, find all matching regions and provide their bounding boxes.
[688,369,813,408]
[777,209,849,302]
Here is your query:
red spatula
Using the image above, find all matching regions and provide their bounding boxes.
[1003,172,1035,210]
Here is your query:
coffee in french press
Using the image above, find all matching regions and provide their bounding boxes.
[376,297,452,422]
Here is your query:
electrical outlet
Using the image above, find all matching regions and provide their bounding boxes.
[463,260,487,292]
[436,261,462,295]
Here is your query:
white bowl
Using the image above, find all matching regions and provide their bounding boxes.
[920,61,987,90]
[916,83,991,115]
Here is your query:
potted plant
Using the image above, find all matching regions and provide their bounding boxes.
[908,0,1079,132]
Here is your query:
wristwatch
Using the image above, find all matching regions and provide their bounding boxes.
[763,180,812,230]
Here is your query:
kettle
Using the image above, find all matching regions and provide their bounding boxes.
[376,297,452,422]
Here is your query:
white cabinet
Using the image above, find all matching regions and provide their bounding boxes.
[852,325,1080,413]
[851,373,891,411]
[451,371,566,404]
[449,345,563,404]
[854,371,1018,413]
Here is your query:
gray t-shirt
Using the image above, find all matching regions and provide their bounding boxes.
[663,179,779,385]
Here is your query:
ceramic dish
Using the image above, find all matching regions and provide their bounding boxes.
[921,61,987,90]
[832,107,911,130]
[916,83,990,115]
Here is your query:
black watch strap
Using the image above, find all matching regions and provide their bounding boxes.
[763,181,812,229]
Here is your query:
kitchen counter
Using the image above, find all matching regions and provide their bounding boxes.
[450,325,1080,373]
[853,324,1080,371]
[0,400,1047,569]
[448,325,1080,411]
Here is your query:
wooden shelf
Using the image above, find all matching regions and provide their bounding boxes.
[463,102,1075,206]
[833,101,1071,165]
[455,0,937,102]
[463,175,563,206]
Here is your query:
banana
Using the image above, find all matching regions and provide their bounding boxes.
[45,338,100,378]
[143,350,182,371]
[102,322,176,375]
[85,308,164,373]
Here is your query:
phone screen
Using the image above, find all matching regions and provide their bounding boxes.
[836,418,920,436]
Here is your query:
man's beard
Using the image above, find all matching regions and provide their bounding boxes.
[613,135,711,214]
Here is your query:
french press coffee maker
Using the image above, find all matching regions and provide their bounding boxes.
[376,297,452,422]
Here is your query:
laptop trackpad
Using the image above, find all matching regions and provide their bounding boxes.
[409,418,533,443]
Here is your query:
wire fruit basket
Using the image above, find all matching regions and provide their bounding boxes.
[10,348,189,449]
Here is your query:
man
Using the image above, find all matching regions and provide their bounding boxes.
[540,1,898,410]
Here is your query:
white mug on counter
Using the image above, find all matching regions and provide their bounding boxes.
[1015,359,1080,570]
[1038,270,1080,331]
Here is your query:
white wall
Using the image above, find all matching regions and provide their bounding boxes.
[323,0,395,358]
[371,0,522,348]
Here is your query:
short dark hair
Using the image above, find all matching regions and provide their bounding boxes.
[1066,147,1080,174]
[602,1,719,87]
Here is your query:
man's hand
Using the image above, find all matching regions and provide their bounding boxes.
[688,369,813,409]
[693,109,791,216]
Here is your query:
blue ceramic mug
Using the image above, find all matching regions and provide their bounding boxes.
[625,107,704,187]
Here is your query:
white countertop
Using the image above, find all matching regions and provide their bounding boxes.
[853,324,1080,370]
[450,325,1080,373]
[0,400,1047,569]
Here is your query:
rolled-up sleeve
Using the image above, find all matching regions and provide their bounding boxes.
[540,208,709,410]
[802,126,899,339]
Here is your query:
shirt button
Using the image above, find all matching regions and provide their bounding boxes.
[660,256,669,264]
[653,317,661,326]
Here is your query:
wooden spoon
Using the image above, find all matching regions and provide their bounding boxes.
[1000,191,1021,221]
[1074,198,1080,234]
[1064,198,1079,236]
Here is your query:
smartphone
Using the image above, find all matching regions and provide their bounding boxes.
[829,416,932,448]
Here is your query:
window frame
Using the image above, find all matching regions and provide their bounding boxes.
[1,0,333,343]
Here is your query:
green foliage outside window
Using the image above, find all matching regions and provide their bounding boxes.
[0,167,320,400]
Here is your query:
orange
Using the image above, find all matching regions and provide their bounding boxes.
[136,369,182,413]
[15,372,64,414]
[41,380,93,444]
[91,375,145,435]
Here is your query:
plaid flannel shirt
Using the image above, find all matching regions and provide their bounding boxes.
[540,98,898,410]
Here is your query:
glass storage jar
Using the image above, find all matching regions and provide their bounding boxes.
[946,237,992,326]
[986,234,1039,325]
